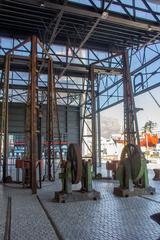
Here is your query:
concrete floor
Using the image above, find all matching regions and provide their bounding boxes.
[1,170,160,240]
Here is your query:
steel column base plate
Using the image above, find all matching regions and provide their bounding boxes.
[54,190,101,203]
[113,186,155,197]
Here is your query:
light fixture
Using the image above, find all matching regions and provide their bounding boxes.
[101,12,109,20]
[148,26,152,31]
[40,1,45,7]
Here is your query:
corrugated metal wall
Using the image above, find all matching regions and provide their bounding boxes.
[0,103,80,144]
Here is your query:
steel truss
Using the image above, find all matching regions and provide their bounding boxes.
[96,41,160,112]
[0,36,63,193]
[0,0,160,178]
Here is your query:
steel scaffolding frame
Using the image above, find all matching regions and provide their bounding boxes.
[0,0,160,182]
[0,36,63,193]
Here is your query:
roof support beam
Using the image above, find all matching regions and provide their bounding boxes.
[42,1,160,32]
[141,0,160,23]
[5,0,160,31]
[57,16,102,80]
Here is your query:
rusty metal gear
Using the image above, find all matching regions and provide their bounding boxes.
[67,143,82,184]
[120,144,144,181]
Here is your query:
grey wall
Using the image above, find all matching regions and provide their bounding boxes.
[0,103,80,144]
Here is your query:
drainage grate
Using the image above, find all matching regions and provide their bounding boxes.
[4,196,11,240]
[150,213,160,224]
[37,195,64,240]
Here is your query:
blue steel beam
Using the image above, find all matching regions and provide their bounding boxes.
[96,50,160,112]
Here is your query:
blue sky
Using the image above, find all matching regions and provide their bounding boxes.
[101,86,160,132]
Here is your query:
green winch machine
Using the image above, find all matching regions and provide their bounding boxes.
[114,143,155,197]
[55,143,100,202]
[114,51,155,197]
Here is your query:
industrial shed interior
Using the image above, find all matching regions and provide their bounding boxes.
[1,0,160,239]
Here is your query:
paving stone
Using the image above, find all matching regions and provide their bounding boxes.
[0,186,58,240]
[0,185,7,240]
[1,168,160,240]
[38,179,160,240]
